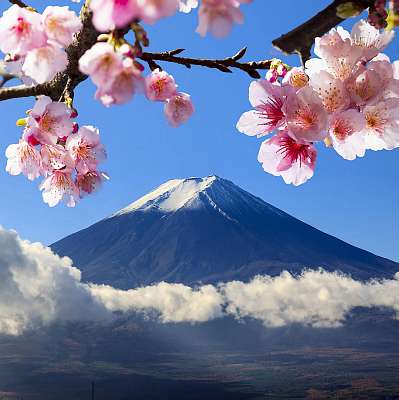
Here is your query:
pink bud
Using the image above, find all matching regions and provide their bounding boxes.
[164,92,194,127]
[70,109,78,119]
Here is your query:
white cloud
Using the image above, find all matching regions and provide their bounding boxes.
[222,270,399,328]
[90,282,224,323]
[0,226,399,335]
[0,227,108,335]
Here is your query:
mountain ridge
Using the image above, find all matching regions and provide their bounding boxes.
[51,176,399,289]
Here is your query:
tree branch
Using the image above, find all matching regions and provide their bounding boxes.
[0,84,49,101]
[272,0,375,63]
[8,0,29,7]
[139,47,272,79]
[0,1,99,102]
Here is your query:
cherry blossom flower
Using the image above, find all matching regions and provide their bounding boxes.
[40,170,79,207]
[328,109,366,160]
[362,99,399,150]
[95,58,144,106]
[257,130,317,186]
[283,86,328,142]
[309,70,349,113]
[136,0,180,24]
[40,144,74,172]
[5,139,42,181]
[66,126,106,174]
[79,42,123,90]
[145,68,177,101]
[42,6,82,48]
[0,5,46,56]
[164,92,194,127]
[22,43,68,84]
[179,0,199,13]
[26,96,74,145]
[349,19,394,61]
[76,170,109,196]
[196,0,245,38]
[236,80,291,138]
[89,0,139,32]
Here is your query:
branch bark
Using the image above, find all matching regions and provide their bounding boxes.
[8,0,29,7]
[272,0,375,64]
[139,48,272,79]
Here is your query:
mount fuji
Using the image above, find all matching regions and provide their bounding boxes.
[51,176,399,289]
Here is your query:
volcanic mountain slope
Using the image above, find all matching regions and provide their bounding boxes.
[51,176,399,288]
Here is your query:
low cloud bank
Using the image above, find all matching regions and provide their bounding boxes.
[0,226,399,335]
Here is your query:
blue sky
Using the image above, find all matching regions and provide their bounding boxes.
[0,0,398,262]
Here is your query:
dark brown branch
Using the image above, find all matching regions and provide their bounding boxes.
[0,84,48,101]
[8,0,29,7]
[0,1,99,102]
[140,48,272,79]
[272,0,375,63]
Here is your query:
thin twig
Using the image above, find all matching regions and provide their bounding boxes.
[140,48,271,79]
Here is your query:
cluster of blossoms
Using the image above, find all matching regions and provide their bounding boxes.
[0,5,81,84]
[79,42,194,126]
[89,0,251,38]
[6,96,107,207]
[237,20,399,186]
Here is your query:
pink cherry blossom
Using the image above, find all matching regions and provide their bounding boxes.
[76,170,109,196]
[26,96,74,145]
[0,5,46,56]
[42,6,82,48]
[145,68,177,101]
[196,0,245,38]
[283,86,328,142]
[164,92,194,127]
[66,126,106,174]
[89,0,139,32]
[22,43,68,84]
[328,109,366,160]
[309,27,363,81]
[40,144,74,172]
[309,70,349,113]
[236,80,292,138]
[257,130,317,186]
[136,0,180,24]
[79,42,123,89]
[95,58,144,106]
[314,27,352,60]
[350,19,394,61]
[5,139,42,181]
[362,99,399,150]
[40,170,79,207]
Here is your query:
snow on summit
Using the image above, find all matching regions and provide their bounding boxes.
[115,175,221,214]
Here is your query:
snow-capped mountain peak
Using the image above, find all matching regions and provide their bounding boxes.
[114,175,229,215]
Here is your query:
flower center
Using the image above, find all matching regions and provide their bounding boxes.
[257,97,284,128]
[332,119,354,141]
[14,17,30,36]
[277,136,313,166]
[365,111,386,135]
